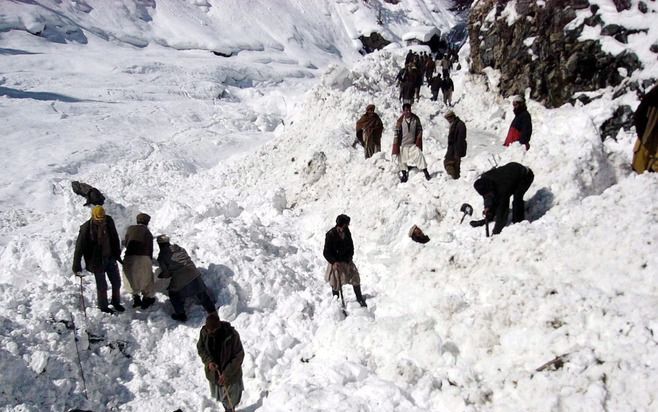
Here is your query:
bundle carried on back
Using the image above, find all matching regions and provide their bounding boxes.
[71,181,105,206]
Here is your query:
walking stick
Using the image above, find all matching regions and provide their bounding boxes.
[216,370,234,412]
[338,275,347,317]
[485,216,490,238]
[79,276,87,320]
[70,314,89,400]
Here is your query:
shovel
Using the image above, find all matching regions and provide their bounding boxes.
[459,203,473,224]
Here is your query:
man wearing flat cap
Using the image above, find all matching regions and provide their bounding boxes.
[354,104,384,159]
[323,214,367,307]
[122,213,156,309]
[72,205,124,314]
[504,95,532,150]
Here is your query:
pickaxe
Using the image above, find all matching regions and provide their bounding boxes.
[459,203,473,224]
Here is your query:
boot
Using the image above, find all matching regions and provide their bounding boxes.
[423,169,431,181]
[171,312,188,322]
[111,299,125,313]
[353,285,367,307]
[332,289,339,298]
[141,297,156,309]
[97,290,112,313]
[100,306,115,314]
[399,170,408,183]
[132,294,142,308]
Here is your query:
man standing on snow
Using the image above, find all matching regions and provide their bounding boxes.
[156,235,216,322]
[503,96,532,150]
[354,104,384,159]
[443,110,467,179]
[72,205,125,314]
[441,75,454,107]
[323,214,367,307]
[632,83,658,173]
[392,103,431,182]
[470,162,534,235]
[122,213,156,309]
[197,312,244,412]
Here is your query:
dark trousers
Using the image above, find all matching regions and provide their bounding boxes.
[512,168,534,222]
[93,258,121,309]
[169,277,216,315]
[443,156,461,179]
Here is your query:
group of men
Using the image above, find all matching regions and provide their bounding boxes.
[397,50,456,107]
[72,206,244,411]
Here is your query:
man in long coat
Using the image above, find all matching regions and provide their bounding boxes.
[355,104,384,159]
[323,214,366,307]
[72,205,124,313]
[197,312,244,412]
[122,213,156,309]
[443,110,467,179]
[471,162,534,235]
[392,103,431,182]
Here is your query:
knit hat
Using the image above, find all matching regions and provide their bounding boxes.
[156,234,170,244]
[473,177,493,196]
[205,312,221,332]
[91,205,106,221]
[136,213,151,225]
[511,95,525,104]
[336,214,351,226]
[444,110,456,120]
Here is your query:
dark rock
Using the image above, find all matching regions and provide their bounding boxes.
[613,0,631,12]
[638,1,648,13]
[358,32,390,54]
[572,0,590,9]
[468,0,644,108]
[600,105,633,141]
[650,43,658,54]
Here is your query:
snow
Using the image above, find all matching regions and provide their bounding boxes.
[1,1,657,412]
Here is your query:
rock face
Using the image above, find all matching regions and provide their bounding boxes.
[468,0,648,109]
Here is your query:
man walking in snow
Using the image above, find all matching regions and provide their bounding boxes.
[503,95,532,150]
[429,74,443,102]
[197,312,244,412]
[354,104,384,159]
[470,162,534,235]
[441,75,454,107]
[72,205,125,314]
[323,214,367,307]
[156,235,216,321]
[122,213,156,309]
[443,110,467,179]
[392,103,431,182]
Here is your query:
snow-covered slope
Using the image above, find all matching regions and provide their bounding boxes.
[1,1,657,411]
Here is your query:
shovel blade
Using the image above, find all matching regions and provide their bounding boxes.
[460,203,473,216]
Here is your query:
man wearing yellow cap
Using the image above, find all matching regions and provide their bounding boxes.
[72,205,125,314]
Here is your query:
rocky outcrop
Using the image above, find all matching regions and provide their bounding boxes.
[359,32,391,54]
[468,0,650,109]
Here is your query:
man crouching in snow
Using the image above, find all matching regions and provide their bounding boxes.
[197,312,244,412]
[156,234,216,321]
[323,214,367,307]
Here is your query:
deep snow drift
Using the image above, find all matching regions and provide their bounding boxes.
[1,1,657,411]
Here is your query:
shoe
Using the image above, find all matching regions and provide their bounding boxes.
[141,297,156,309]
[423,169,431,181]
[171,313,188,322]
[357,299,368,308]
[470,219,486,227]
[399,170,408,183]
[99,306,115,314]
[132,294,142,308]
[332,290,339,298]
[111,302,125,312]
[353,285,367,307]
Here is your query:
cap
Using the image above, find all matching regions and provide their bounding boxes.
[336,214,351,226]
[136,213,151,225]
[444,110,456,120]
[408,224,419,237]
[156,234,170,244]
[91,205,105,221]
[366,104,375,112]
[512,95,525,104]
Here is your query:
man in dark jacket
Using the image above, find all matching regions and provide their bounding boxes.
[323,214,366,307]
[470,162,534,235]
[504,96,532,150]
[443,110,467,179]
[72,206,124,314]
[429,74,442,101]
[122,213,155,309]
[156,235,216,321]
[441,75,454,107]
[197,312,244,412]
